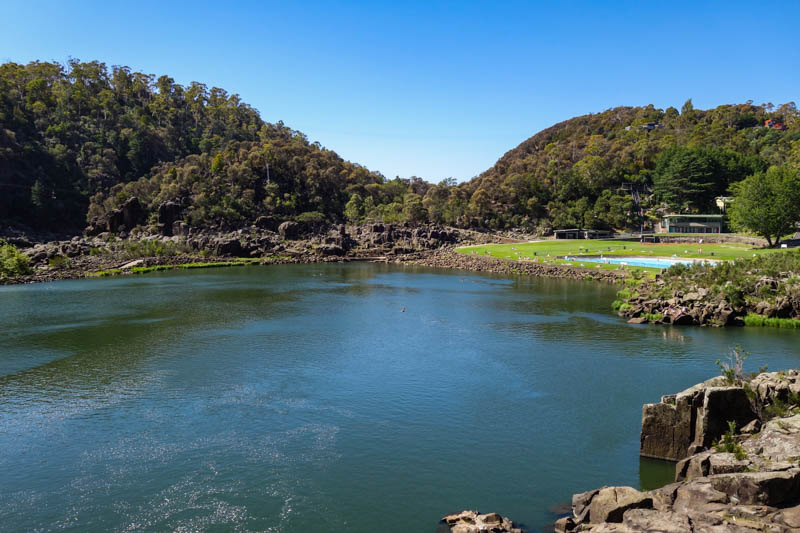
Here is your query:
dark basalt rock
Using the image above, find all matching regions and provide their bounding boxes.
[157,201,182,236]
[278,221,301,240]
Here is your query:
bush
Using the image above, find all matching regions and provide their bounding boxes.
[713,420,748,460]
[716,345,750,385]
[0,239,33,277]
[48,255,72,269]
[119,239,191,259]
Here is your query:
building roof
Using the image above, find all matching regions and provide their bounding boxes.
[663,214,724,219]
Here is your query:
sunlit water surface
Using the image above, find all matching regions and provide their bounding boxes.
[2,263,799,532]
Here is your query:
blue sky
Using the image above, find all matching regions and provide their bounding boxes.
[2,1,798,182]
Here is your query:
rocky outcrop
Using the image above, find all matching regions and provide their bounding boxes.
[414,250,626,283]
[440,510,526,533]
[3,223,486,285]
[557,371,800,533]
[85,197,147,236]
[278,221,302,240]
[641,377,758,461]
[157,201,183,236]
[617,268,800,327]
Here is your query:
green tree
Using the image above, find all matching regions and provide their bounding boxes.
[402,192,427,224]
[728,165,800,246]
[653,147,715,211]
[344,193,364,223]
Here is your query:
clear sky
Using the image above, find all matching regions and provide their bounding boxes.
[2,1,798,182]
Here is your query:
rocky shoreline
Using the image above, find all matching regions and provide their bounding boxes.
[1,224,629,286]
[552,370,800,532]
[411,249,627,283]
[0,223,489,285]
[439,371,800,533]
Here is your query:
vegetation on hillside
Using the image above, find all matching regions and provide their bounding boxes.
[3,59,800,235]
[0,60,392,231]
[459,101,800,232]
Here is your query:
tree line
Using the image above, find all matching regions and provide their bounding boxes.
[2,60,799,241]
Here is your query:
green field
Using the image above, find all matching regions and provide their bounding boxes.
[456,239,787,272]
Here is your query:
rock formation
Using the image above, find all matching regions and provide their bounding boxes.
[556,370,800,532]
[440,510,526,533]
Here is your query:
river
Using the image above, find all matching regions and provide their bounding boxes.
[2,263,799,532]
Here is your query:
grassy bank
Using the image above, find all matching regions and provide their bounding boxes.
[743,315,800,329]
[457,239,785,263]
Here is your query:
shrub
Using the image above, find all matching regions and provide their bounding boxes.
[119,239,191,259]
[48,255,72,270]
[616,288,632,300]
[713,420,748,460]
[0,240,33,277]
[715,345,750,385]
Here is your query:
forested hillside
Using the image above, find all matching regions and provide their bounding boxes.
[456,101,800,231]
[2,60,798,235]
[0,60,388,232]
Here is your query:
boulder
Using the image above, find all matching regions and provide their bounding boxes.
[440,510,525,533]
[214,237,243,257]
[692,387,758,451]
[572,488,600,522]
[587,487,652,523]
[709,468,800,506]
[121,197,145,230]
[640,379,755,462]
[621,509,691,533]
[316,244,345,257]
[157,201,182,236]
[771,504,800,529]
[106,207,125,233]
[672,479,729,514]
[172,221,188,236]
[742,414,800,463]
[750,370,800,404]
[278,221,301,240]
[640,386,702,461]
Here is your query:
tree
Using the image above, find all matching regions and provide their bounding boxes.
[653,147,715,211]
[728,166,800,246]
[344,193,364,223]
[402,193,426,224]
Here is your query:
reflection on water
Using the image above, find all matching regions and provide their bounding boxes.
[1,263,799,533]
[639,457,676,491]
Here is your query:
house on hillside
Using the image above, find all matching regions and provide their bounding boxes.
[764,119,787,130]
[624,122,665,132]
[554,228,614,239]
[658,214,725,234]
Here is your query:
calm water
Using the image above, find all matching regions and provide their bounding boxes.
[2,263,799,532]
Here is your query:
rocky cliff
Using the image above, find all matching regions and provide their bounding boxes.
[556,371,800,532]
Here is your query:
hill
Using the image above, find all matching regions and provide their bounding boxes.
[0,60,389,233]
[2,59,798,235]
[451,101,799,231]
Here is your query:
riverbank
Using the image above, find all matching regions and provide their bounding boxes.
[554,369,800,532]
[616,250,800,327]
[0,223,496,285]
[409,249,627,283]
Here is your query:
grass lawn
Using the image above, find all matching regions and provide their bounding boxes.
[455,239,788,272]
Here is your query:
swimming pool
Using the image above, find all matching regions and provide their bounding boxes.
[564,256,713,269]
